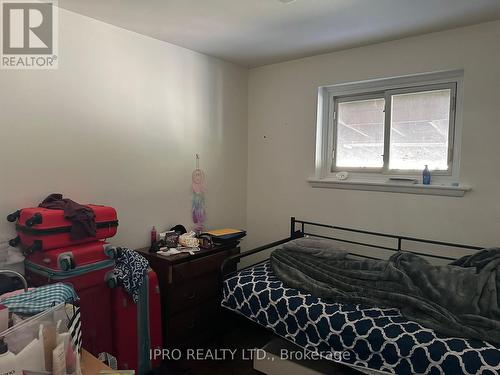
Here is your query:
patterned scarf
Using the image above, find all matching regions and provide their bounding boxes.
[113,247,149,303]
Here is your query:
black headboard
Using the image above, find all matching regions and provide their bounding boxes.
[291,217,483,262]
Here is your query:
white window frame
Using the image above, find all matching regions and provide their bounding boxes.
[313,70,466,194]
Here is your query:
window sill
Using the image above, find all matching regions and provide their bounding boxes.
[307,178,470,197]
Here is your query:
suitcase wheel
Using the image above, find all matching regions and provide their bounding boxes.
[6,210,21,222]
[25,213,43,227]
[107,278,117,289]
[8,236,20,247]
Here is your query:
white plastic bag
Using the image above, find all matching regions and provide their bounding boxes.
[0,239,25,274]
[0,240,9,263]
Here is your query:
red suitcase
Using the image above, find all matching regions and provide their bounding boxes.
[7,205,118,253]
[25,241,117,357]
[25,241,118,288]
[109,269,162,373]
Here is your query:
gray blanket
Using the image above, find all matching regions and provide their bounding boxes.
[271,238,500,343]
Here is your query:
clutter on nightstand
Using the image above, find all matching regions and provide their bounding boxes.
[156,231,200,257]
[200,228,246,247]
[149,223,246,257]
[149,224,187,253]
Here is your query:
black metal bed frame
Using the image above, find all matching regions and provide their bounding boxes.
[221,217,484,277]
[218,218,486,374]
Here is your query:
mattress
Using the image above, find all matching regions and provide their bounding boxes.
[222,262,500,375]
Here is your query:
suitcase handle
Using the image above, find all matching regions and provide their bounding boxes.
[9,236,20,247]
[23,240,42,255]
[6,210,21,222]
[25,213,43,227]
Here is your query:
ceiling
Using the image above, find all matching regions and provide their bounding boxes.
[58,0,500,68]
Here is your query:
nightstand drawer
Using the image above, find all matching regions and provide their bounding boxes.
[171,251,229,282]
[168,300,219,346]
[168,273,218,314]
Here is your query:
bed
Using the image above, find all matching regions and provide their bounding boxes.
[220,218,500,375]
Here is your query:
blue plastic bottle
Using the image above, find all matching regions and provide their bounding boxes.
[423,165,431,185]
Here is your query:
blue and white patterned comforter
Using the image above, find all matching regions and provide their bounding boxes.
[222,262,500,375]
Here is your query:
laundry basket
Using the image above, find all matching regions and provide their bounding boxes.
[1,302,82,374]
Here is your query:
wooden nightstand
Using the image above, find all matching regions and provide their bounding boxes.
[137,244,240,348]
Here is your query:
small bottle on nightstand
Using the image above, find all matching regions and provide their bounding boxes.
[151,226,157,246]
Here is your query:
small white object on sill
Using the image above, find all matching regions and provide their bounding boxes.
[335,171,349,181]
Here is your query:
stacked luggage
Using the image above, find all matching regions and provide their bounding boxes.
[6,199,162,374]
[8,204,118,254]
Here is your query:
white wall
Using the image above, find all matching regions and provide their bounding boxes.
[247,21,500,252]
[0,9,248,249]
[1,12,499,255]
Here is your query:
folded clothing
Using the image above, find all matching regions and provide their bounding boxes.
[0,288,35,301]
[2,283,78,315]
[39,193,96,240]
[112,247,149,303]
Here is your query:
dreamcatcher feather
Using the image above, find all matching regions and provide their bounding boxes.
[192,154,206,232]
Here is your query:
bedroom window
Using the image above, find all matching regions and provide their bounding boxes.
[313,70,467,196]
[333,84,455,173]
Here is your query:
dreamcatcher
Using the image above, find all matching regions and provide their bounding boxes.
[192,154,206,232]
